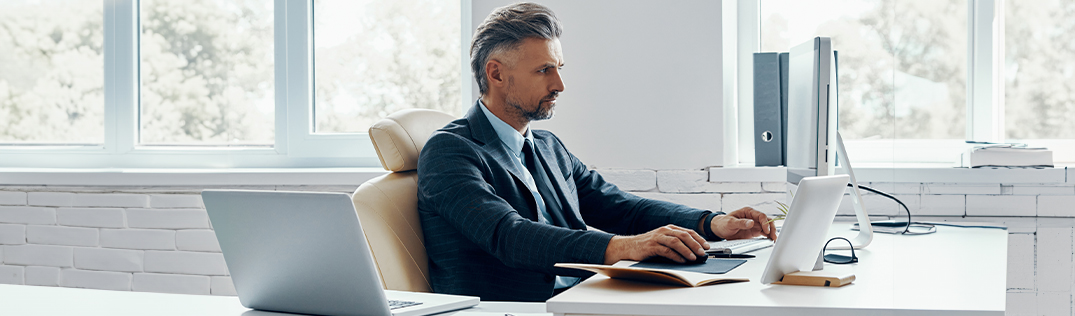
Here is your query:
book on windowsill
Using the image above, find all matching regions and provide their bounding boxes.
[554,263,748,287]
[960,144,1053,168]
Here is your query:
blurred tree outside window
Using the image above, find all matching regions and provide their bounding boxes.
[314,0,462,133]
[760,0,967,141]
[0,0,104,144]
[140,0,275,145]
[1005,0,1075,139]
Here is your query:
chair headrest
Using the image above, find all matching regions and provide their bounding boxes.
[369,109,456,172]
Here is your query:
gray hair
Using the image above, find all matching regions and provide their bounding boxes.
[470,2,562,96]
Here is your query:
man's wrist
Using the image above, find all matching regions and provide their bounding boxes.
[703,211,725,240]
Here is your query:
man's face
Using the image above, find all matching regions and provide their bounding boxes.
[502,37,565,122]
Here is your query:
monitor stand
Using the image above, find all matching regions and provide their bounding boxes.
[827,131,873,250]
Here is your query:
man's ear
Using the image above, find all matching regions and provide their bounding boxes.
[486,59,506,89]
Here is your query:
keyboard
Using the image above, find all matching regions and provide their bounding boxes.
[705,238,774,254]
[388,300,422,310]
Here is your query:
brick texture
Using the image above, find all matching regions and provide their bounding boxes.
[26,225,98,247]
[126,209,210,229]
[73,247,143,272]
[56,208,125,228]
[60,269,131,291]
[144,251,227,276]
[100,229,175,250]
[132,273,210,295]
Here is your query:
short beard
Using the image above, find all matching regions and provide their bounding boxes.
[505,77,556,123]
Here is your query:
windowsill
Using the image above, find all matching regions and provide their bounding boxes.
[710,164,1072,184]
[1,164,1070,187]
[0,168,389,186]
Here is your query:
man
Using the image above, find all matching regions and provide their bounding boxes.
[417,2,776,302]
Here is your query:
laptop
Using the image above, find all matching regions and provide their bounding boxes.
[759,174,849,284]
[201,190,479,316]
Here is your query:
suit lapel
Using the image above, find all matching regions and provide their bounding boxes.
[465,102,540,221]
[533,136,585,229]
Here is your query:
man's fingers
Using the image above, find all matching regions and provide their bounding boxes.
[738,218,754,229]
[658,235,696,261]
[753,211,770,235]
[666,225,709,253]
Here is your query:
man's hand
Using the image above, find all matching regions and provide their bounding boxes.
[712,207,778,241]
[603,225,710,265]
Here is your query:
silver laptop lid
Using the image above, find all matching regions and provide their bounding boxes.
[202,190,391,316]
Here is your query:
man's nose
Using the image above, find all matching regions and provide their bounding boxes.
[551,70,565,93]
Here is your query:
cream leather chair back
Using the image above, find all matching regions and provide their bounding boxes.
[353,109,455,292]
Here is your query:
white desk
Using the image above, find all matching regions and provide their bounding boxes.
[547,222,1007,316]
[0,284,546,316]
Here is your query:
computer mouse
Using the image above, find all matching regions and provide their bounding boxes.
[640,253,708,265]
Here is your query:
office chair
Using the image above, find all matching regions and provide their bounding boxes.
[352,109,455,292]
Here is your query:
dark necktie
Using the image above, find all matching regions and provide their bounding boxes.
[522,139,564,226]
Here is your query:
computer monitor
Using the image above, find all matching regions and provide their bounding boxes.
[784,37,873,249]
[786,37,837,185]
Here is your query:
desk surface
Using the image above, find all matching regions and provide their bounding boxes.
[547,222,1007,316]
[0,284,546,316]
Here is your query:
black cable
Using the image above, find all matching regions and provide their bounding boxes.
[847,183,912,234]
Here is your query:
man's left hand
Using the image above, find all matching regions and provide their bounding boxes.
[711,207,778,241]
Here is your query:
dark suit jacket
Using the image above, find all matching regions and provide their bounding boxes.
[417,102,710,302]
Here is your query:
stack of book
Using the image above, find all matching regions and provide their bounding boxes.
[960,144,1053,168]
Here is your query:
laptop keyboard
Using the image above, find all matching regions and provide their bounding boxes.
[388,300,422,310]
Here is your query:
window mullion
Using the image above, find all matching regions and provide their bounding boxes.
[285,0,313,155]
[104,0,138,154]
[967,0,1002,143]
[274,0,289,154]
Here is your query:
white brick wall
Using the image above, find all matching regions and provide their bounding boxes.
[4,245,73,267]
[1039,196,1075,217]
[919,195,965,216]
[598,170,657,191]
[211,276,236,296]
[26,225,98,247]
[56,208,125,228]
[126,209,210,229]
[74,248,143,272]
[0,169,1073,315]
[175,230,222,252]
[27,192,74,207]
[1036,227,1072,292]
[132,273,210,295]
[61,269,131,291]
[1007,233,1035,290]
[25,266,59,286]
[0,265,23,284]
[72,194,149,208]
[0,192,26,206]
[144,251,228,275]
[100,229,175,250]
[0,224,26,245]
[967,195,1037,217]
[0,207,56,225]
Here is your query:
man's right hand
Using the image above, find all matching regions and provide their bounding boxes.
[603,225,709,265]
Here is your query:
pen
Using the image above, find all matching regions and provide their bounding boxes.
[710,253,755,259]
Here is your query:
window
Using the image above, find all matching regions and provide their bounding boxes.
[1004,0,1075,140]
[313,0,462,133]
[732,0,1073,165]
[0,0,105,144]
[0,0,464,168]
[140,0,275,145]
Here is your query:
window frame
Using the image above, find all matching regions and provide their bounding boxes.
[0,0,466,169]
[725,0,1074,166]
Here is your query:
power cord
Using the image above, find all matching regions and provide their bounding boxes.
[847,183,936,235]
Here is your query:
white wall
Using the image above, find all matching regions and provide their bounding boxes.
[470,0,724,170]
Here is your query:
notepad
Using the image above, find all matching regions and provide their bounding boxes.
[630,259,746,274]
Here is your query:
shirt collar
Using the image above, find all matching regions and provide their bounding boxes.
[479,99,533,156]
